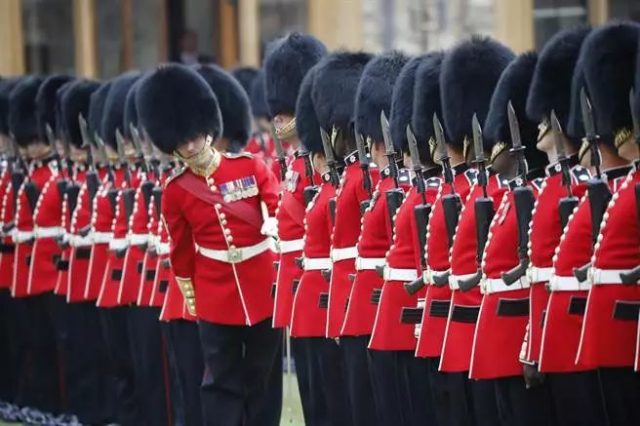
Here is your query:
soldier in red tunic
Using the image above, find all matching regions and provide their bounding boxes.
[7,76,63,415]
[54,78,115,424]
[471,51,555,425]
[539,23,639,426]
[518,29,591,402]
[411,54,478,426]
[369,53,441,425]
[438,37,513,426]
[0,77,23,413]
[263,32,326,426]
[137,63,282,426]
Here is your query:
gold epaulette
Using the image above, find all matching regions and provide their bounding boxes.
[163,166,187,189]
[222,151,254,160]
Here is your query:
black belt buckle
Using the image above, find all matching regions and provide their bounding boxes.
[450,305,480,323]
[401,307,423,324]
[496,298,529,317]
[429,300,450,318]
[567,297,587,316]
[318,293,329,309]
[370,288,382,305]
[612,301,640,321]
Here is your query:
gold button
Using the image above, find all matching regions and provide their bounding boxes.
[215,203,222,209]
[219,213,226,220]
[226,235,234,243]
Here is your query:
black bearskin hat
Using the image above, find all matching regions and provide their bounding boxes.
[294,65,322,155]
[390,55,425,153]
[61,79,101,149]
[101,71,141,150]
[36,74,75,142]
[0,77,22,136]
[8,75,44,146]
[250,69,270,119]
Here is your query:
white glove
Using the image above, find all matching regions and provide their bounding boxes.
[260,217,279,238]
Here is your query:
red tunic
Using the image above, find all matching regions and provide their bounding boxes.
[86,168,125,302]
[272,152,314,328]
[341,168,399,336]
[369,174,441,351]
[470,177,543,380]
[0,166,17,289]
[290,177,335,337]
[162,152,280,325]
[327,154,380,338]
[137,181,161,307]
[521,162,589,364]
[539,165,631,373]
[12,159,57,298]
[415,165,476,358]
[439,173,508,372]
[577,167,640,368]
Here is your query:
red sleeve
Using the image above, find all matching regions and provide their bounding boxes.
[162,182,196,281]
[255,158,280,216]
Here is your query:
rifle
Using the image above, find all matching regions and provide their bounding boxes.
[299,145,319,207]
[458,115,494,292]
[79,114,101,214]
[502,102,536,286]
[574,90,612,282]
[404,125,433,295]
[8,138,25,231]
[620,89,640,284]
[431,114,461,287]
[272,124,288,181]
[551,110,580,230]
[321,127,340,225]
[381,111,405,233]
[356,132,373,214]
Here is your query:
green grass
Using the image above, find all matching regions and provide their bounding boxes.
[0,372,304,426]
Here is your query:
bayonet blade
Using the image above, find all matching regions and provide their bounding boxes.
[550,110,567,160]
[433,113,448,163]
[507,101,522,150]
[472,114,484,162]
[355,132,368,165]
[115,128,126,163]
[320,127,335,163]
[580,88,596,140]
[45,124,56,147]
[129,123,144,157]
[380,111,395,154]
[630,89,640,144]
[271,123,285,158]
[406,125,422,170]
[78,114,92,148]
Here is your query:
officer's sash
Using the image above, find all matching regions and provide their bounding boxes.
[177,172,263,230]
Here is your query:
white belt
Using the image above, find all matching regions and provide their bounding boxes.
[13,230,34,243]
[128,233,149,246]
[383,266,418,282]
[279,238,305,254]
[69,234,93,247]
[482,276,530,294]
[424,268,449,284]
[548,274,584,291]
[527,266,553,283]
[355,257,386,271]
[156,242,170,256]
[303,257,332,271]
[34,226,65,238]
[331,246,358,262]
[589,267,637,285]
[196,238,271,264]
[449,272,478,290]
[92,231,113,244]
[109,238,129,251]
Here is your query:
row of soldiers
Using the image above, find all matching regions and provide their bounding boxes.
[0,20,639,426]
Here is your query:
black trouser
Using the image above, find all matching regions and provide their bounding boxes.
[13,293,61,414]
[424,358,458,426]
[341,336,380,426]
[368,350,409,426]
[469,378,501,426]
[0,289,18,403]
[291,337,315,426]
[126,306,172,426]
[163,319,204,426]
[598,367,640,426]
[49,298,115,423]
[99,306,141,426]
[547,371,607,426]
[398,354,439,426]
[197,318,282,426]
[303,337,351,426]
[494,376,557,426]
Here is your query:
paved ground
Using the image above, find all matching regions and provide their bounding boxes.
[0,372,304,426]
